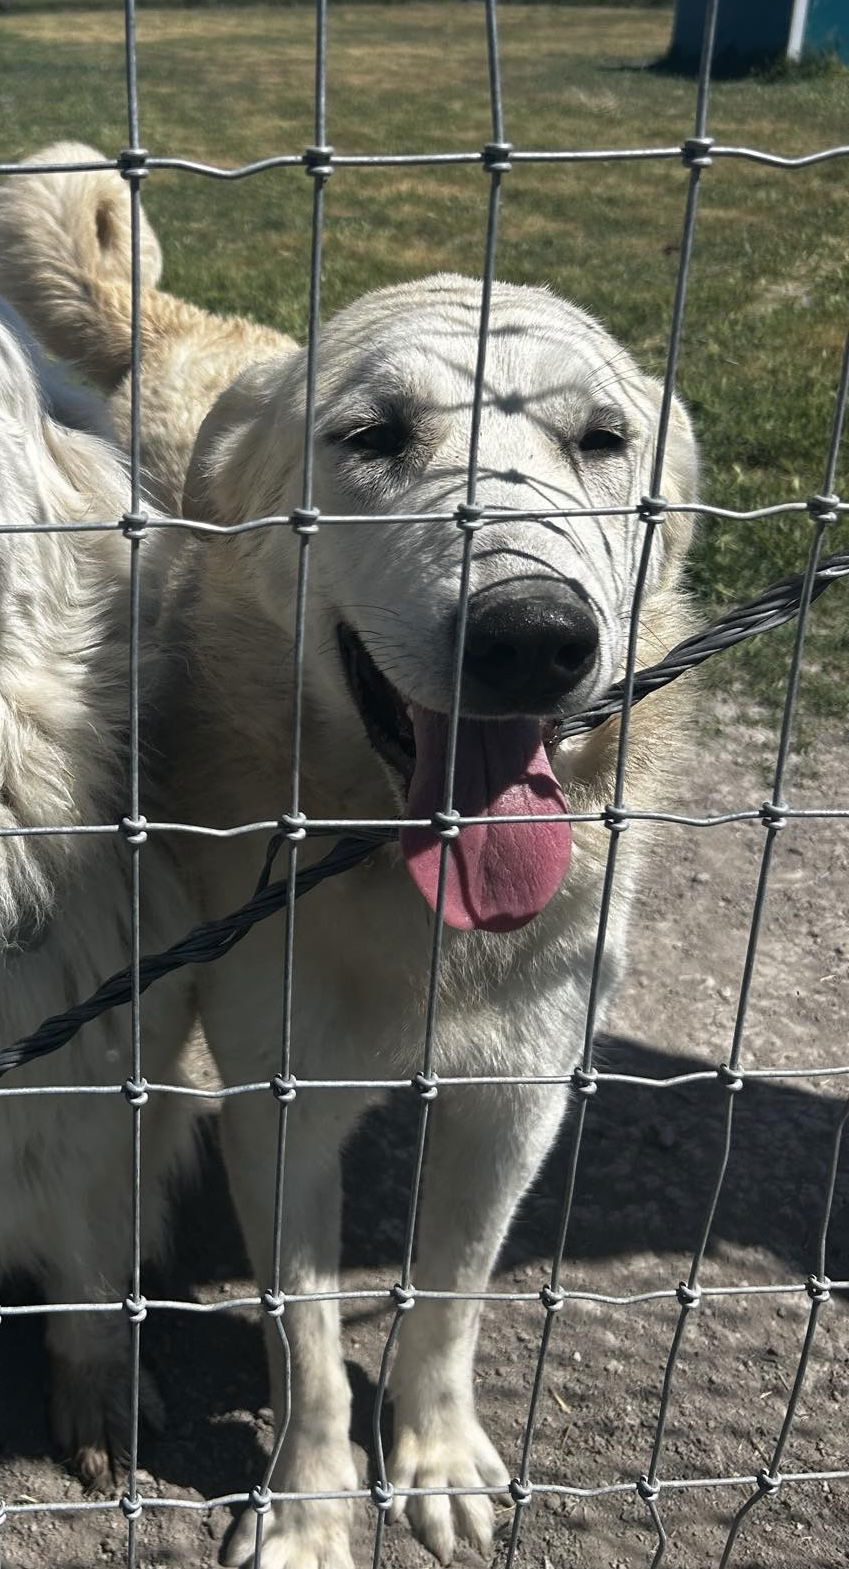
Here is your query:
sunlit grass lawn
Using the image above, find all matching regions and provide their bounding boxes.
[0,4,846,719]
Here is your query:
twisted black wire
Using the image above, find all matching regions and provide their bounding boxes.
[0,834,382,1074]
[554,546,848,741]
[0,546,845,1079]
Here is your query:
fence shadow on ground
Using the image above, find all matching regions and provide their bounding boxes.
[1,1032,846,1497]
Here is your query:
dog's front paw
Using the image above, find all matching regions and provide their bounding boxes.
[223,1442,359,1569]
[49,1355,164,1488]
[223,1497,356,1569]
[388,1413,510,1564]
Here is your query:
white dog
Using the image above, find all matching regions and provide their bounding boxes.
[0,304,196,1485]
[0,157,700,1569]
[176,278,699,1569]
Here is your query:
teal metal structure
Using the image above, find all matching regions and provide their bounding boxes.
[669,0,849,69]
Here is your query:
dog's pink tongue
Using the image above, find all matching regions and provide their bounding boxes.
[399,705,572,933]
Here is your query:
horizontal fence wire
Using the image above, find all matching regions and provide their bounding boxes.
[0,0,847,1567]
[0,497,847,533]
[2,141,849,178]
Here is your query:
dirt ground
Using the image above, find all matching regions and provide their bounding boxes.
[1,698,848,1569]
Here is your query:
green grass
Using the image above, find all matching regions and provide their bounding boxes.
[0,3,846,723]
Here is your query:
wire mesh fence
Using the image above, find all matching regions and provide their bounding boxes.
[0,1,847,1567]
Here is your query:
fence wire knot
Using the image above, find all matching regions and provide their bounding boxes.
[121,510,148,541]
[371,1480,395,1510]
[432,808,461,841]
[123,1077,149,1108]
[482,140,513,173]
[756,1469,782,1497]
[455,502,484,532]
[412,1071,439,1100]
[603,804,629,835]
[805,1273,831,1304]
[571,1064,598,1097]
[303,145,334,178]
[120,1494,143,1521]
[759,800,787,830]
[716,1062,744,1094]
[638,494,668,524]
[391,1282,416,1312]
[124,1294,147,1324]
[121,815,148,846]
[117,146,149,180]
[682,135,714,168]
[290,506,320,535]
[807,492,840,524]
[675,1280,701,1309]
[249,1485,272,1515]
[508,1478,532,1507]
[539,1284,564,1314]
[637,1475,660,1503]
[281,811,307,843]
[270,1074,298,1104]
[262,1290,286,1317]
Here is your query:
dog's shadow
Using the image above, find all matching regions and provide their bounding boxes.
[1,1032,846,1500]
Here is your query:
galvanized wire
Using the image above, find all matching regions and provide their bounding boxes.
[121,3,147,1562]
[369,8,510,1563]
[504,5,722,1560]
[0,0,847,1567]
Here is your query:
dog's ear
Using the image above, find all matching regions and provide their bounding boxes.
[643,379,700,574]
[0,313,129,536]
[183,357,302,526]
[0,306,45,434]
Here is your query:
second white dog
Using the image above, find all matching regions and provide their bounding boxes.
[0,304,196,1484]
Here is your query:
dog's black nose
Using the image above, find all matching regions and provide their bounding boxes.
[462,581,599,713]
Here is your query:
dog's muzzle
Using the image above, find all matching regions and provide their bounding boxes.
[460,580,600,717]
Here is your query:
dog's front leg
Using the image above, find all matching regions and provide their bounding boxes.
[387,1081,569,1564]
[220,1089,362,1569]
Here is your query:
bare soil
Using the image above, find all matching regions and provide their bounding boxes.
[2,701,848,1569]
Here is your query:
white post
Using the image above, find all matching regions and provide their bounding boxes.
[787,0,812,60]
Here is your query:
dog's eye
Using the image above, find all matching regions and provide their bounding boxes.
[335,414,411,462]
[578,426,627,454]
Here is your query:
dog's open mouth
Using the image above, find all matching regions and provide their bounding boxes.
[338,622,573,934]
[338,621,417,788]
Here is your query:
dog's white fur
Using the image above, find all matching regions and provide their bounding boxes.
[0,304,196,1484]
[0,156,700,1568]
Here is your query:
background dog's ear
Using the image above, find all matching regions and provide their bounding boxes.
[183,356,303,526]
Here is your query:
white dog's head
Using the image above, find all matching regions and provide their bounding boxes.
[186,275,698,933]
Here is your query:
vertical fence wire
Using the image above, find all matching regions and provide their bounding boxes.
[504,5,722,1564]
[250,3,332,1563]
[121,2,146,1564]
[368,5,508,1564]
